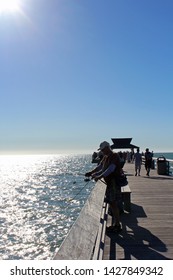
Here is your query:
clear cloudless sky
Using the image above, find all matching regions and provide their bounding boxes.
[1,0,173,155]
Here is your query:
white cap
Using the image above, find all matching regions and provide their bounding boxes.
[98,141,110,151]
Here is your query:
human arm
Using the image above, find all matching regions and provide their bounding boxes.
[85,162,102,177]
[92,163,116,181]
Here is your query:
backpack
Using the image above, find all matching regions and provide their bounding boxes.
[116,173,128,187]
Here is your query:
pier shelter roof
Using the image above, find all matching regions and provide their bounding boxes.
[111,138,139,150]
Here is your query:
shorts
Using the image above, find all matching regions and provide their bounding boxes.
[135,163,141,169]
[145,159,152,169]
[105,178,121,203]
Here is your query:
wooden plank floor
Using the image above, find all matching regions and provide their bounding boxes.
[103,163,173,260]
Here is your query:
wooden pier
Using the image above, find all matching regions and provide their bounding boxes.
[54,162,173,260]
[103,163,173,260]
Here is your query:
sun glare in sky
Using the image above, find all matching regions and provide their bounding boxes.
[0,0,20,13]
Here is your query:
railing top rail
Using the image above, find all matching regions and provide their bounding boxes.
[153,157,173,163]
[53,180,106,260]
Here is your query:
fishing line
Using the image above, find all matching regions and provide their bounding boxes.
[70,178,105,205]
[64,178,106,207]
[67,179,92,203]
[58,178,94,213]
[68,172,86,176]
[58,170,97,211]
[77,172,86,176]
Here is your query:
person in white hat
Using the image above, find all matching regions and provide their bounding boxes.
[85,141,122,233]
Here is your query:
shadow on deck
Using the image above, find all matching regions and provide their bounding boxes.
[104,203,171,260]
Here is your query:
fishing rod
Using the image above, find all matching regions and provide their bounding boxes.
[68,172,86,176]
[61,172,97,207]
[67,179,93,203]
[68,177,107,203]
[77,172,91,181]
[77,172,86,176]
[99,178,106,184]
[60,177,107,212]
[71,172,90,184]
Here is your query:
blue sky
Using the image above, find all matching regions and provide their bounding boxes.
[1,0,173,155]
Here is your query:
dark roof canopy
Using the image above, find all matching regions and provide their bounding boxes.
[111,138,139,150]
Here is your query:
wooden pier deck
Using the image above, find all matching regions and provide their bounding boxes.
[103,163,173,260]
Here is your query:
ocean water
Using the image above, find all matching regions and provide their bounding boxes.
[0,154,95,260]
[1,152,172,260]
[153,152,173,161]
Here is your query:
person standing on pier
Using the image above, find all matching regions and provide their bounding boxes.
[134,148,142,176]
[145,148,153,176]
[85,141,122,233]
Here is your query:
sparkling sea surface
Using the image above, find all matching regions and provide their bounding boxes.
[0,152,172,260]
[0,154,94,260]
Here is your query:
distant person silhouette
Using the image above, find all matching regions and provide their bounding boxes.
[134,148,142,176]
[145,148,153,176]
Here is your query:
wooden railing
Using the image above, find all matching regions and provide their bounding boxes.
[53,180,107,260]
[142,156,173,175]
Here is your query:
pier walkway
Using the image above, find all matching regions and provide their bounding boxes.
[103,163,173,260]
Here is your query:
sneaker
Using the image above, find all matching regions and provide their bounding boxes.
[113,224,122,233]
[106,224,122,233]
[106,225,115,231]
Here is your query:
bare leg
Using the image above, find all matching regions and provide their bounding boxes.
[138,167,141,175]
[109,201,120,226]
[135,166,137,176]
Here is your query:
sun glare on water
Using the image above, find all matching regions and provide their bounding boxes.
[0,0,20,13]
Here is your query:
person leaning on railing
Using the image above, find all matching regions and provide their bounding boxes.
[85,141,122,233]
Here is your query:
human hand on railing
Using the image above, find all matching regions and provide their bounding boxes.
[91,173,102,182]
[85,172,92,177]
